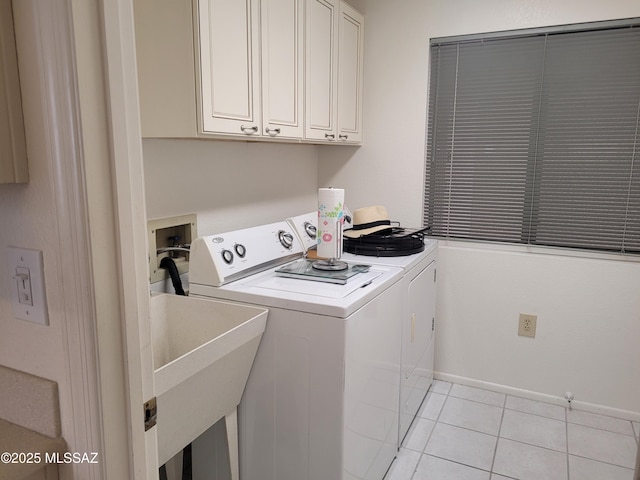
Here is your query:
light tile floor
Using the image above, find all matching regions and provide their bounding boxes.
[385,380,639,480]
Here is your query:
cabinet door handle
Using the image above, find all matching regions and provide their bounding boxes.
[325,133,335,140]
[240,125,259,134]
[265,127,281,136]
[339,134,348,141]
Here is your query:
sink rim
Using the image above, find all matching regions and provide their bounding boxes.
[149,293,268,396]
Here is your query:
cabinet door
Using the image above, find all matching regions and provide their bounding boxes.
[260,0,304,139]
[305,0,339,142]
[0,0,28,183]
[337,2,363,144]
[197,0,261,136]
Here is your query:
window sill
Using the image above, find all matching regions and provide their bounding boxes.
[432,238,640,264]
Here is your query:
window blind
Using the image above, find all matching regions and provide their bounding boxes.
[424,22,640,254]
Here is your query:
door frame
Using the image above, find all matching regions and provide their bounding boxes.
[54,0,157,477]
[21,0,154,477]
[97,0,158,477]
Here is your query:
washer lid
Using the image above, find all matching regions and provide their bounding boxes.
[190,261,403,317]
[244,268,382,299]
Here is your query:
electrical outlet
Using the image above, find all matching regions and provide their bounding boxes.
[518,314,537,338]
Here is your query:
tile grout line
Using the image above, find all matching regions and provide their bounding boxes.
[565,419,638,438]
[417,381,504,479]
[503,404,566,423]
[406,382,450,480]
[421,383,507,477]
[568,452,638,471]
[424,382,458,477]
[488,392,507,477]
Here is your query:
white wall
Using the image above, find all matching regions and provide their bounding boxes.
[0,3,95,479]
[319,0,430,226]
[438,244,640,415]
[319,0,640,415]
[143,139,319,235]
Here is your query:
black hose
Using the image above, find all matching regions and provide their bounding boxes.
[158,256,191,479]
[181,443,192,479]
[159,256,186,296]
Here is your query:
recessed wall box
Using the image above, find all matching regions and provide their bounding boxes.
[148,214,197,284]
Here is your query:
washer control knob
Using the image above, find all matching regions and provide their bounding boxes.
[234,244,246,258]
[303,222,317,239]
[221,249,234,264]
[278,230,294,249]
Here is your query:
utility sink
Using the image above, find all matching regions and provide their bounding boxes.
[150,293,267,469]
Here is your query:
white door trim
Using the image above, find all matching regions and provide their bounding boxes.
[99,0,157,477]
[27,0,156,477]
[22,0,105,478]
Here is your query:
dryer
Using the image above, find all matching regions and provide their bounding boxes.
[288,213,438,445]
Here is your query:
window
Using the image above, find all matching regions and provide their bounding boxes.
[424,20,640,254]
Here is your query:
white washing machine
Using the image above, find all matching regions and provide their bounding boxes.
[189,221,404,480]
[287,213,438,445]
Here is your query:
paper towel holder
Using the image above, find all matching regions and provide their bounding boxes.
[315,187,347,271]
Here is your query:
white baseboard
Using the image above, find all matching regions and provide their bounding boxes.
[434,372,640,423]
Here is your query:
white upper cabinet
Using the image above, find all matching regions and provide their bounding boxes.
[260,0,304,139]
[304,0,339,142]
[305,0,363,144]
[0,0,28,183]
[337,2,363,144]
[134,0,363,144]
[198,0,262,136]
[198,0,304,139]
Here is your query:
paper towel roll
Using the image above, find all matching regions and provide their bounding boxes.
[317,188,345,259]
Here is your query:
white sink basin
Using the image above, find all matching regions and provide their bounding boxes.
[150,293,267,467]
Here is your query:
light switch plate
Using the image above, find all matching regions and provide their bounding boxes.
[6,247,49,325]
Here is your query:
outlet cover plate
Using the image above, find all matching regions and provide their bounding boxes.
[518,313,537,338]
